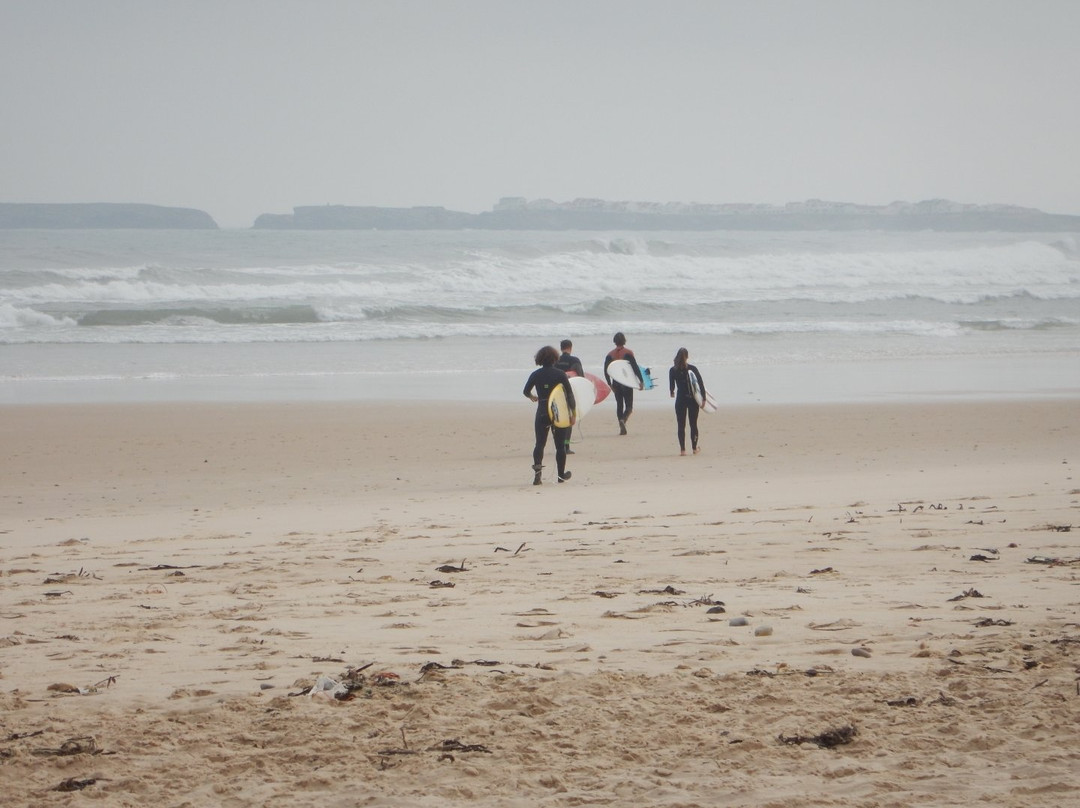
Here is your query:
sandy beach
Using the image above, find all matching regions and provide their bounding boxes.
[2,397,1079,806]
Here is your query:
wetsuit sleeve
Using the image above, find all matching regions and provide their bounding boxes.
[572,358,584,377]
[669,366,677,395]
[603,354,612,383]
[523,371,537,399]
[627,352,644,383]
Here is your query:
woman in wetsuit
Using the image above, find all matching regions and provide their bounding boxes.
[669,347,705,455]
[523,345,577,485]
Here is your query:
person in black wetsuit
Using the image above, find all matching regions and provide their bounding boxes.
[668,347,706,455]
[553,339,585,454]
[603,331,643,435]
[523,345,577,485]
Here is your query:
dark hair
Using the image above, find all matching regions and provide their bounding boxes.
[560,339,573,351]
[613,332,626,347]
[674,347,689,371]
[535,345,559,366]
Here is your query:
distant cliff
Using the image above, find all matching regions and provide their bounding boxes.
[254,205,474,230]
[0,203,218,229]
[253,198,1080,232]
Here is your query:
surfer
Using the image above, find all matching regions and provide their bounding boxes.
[603,332,643,435]
[523,345,577,485]
[554,339,585,453]
[669,347,705,455]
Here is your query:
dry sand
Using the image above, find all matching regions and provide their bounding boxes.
[1,398,1079,806]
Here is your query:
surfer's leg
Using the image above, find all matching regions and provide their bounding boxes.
[689,402,700,452]
[675,398,688,453]
[533,419,548,465]
[554,426,571,481]
[533,412,549,482]
[614,385,628,433]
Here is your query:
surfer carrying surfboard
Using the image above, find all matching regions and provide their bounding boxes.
[668,347,706,455]
[603,332,643,435]
[523,345,577,485]
[554,339,585,454]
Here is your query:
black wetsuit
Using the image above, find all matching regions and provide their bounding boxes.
[554,352,584,377]
[523,366,576,477]
[553,351,584,448]
[604,346,643,425]
[669,363,705,452]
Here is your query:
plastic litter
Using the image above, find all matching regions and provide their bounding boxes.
[308,675,348,699]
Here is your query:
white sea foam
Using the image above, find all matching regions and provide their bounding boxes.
[1,229,1077,403]
[8,240,1076,307]
[0,302,76,328]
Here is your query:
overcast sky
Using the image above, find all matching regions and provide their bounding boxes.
[2,0,1079,228]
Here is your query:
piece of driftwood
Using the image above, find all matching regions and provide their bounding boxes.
[494,543,528,555]
[54,777,106,792]
[688,594,723,607]
[947,588,984,601]
[431,739,492,753]
[1027,555,1080,566]
[779,725,857,749]
[34,736,100,757]
[419,661,462,674]
[435,560,467,573]
[638,585,684,595]
[5,729,45,741]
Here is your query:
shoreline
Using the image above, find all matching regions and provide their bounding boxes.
[2,397,1078,805]
[3,346,1079,406]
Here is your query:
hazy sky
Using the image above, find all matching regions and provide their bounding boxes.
[2,0,1079,227]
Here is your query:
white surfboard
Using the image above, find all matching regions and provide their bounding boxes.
[606,358,642,389]
[688,368,704,407]
[568,375,595,420]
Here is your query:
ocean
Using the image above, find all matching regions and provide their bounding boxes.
[1,228,1078,406]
